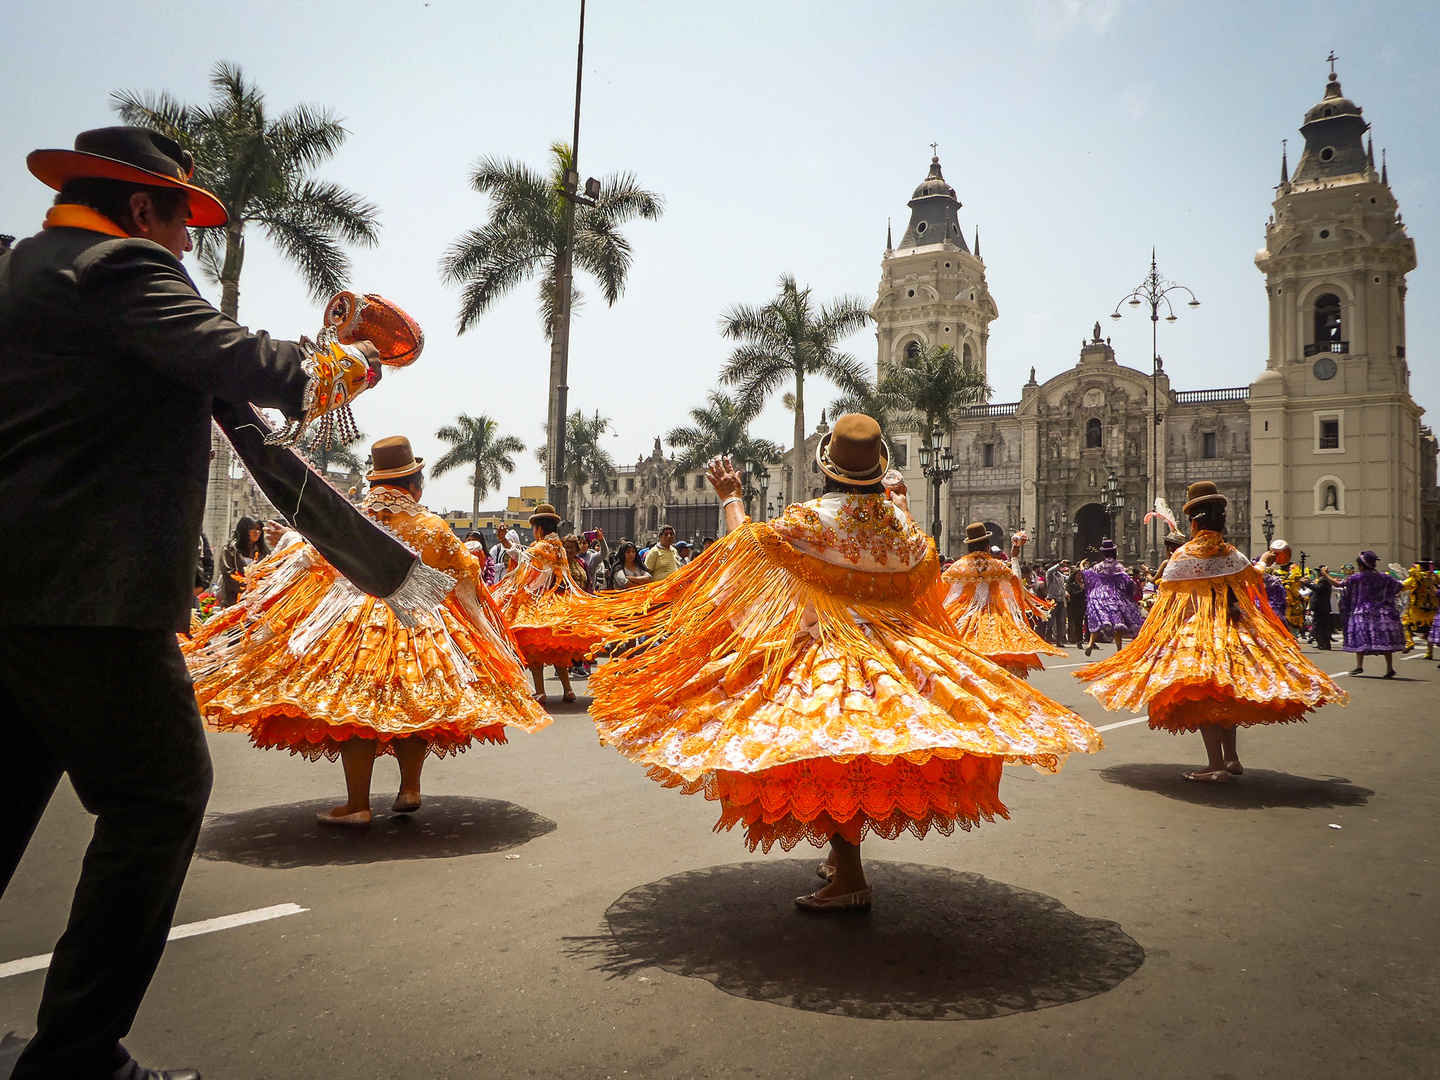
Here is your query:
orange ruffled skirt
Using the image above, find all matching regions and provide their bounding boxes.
[941,565,1064,678]
[585,528,1100,852]
[1077,573,1347,732]
[184,553,548,760]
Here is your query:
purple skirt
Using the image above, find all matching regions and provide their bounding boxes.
[1085,584,1146,635]
[1429,609,1440,646]
[1344,606,1405,654]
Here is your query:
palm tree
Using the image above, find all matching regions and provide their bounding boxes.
[882,342,992,452]
[718,275,871,505]
[432,414,526,528]
[439,142,663,335]
[826,377,909,443]
[298,427,366,477]
[536,410,619,510]
[666,391,782,518]
[880,342,991,533]
[113,62,380,320]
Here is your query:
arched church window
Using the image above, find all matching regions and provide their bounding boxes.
[962,342,974,369]
[905,341,920,359]
[1313,293,1342,346]
[1085,418,1103,449]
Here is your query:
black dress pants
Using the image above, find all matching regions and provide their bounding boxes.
[0,627,213,1079]
[1067,603,1085,645]
[1312,608,1334,649]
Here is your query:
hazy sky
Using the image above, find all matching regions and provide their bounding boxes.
[3,1,1436,514]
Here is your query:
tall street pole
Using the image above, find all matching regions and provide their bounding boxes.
[1111,251,1199,567]
[545,0,587,520]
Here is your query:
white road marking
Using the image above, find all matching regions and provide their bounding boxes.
[1095,715,1150,732]
[0,903,307,980]
[1047,660,1098,669]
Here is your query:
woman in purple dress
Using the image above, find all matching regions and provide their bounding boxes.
[1340,550,1404,677]
[1083,539,1146,655]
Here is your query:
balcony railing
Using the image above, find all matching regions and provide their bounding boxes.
[1304,341,1349,357]
[1173,387,1251,403]
[957,401,1019,417]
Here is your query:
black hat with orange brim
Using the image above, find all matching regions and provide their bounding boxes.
[27,126,228,227]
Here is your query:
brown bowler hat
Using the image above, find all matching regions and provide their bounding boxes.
[1181,480,1228,516]
[366,436,424,481]
[816,413,889,485]
[28,127,228,227]
[528,503,562,528]
[964,521,991,553]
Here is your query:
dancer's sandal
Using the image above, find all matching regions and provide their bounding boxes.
[1383,669,1397,679]
[1183,768,1231,783]
[795,887,872,913]
[816,861,836,881]
[1225,761,1244,776]
[1347,668,1364,676]
[317,808,372,827]
[563,690,577,702]
[392,792,422,814]
[534,692,548,704]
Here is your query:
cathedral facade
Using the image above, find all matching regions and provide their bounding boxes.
[877,68,1434,567]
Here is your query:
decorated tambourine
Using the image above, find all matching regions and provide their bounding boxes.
[264,292,425,448]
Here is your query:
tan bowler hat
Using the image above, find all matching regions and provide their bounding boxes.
[1181,480,1227,516]
[366,436,424,481]
[816,413,889,485]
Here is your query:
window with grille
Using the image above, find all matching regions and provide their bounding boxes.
[1202,432,1217,459]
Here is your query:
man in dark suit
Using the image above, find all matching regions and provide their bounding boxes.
[0,128,380,1080]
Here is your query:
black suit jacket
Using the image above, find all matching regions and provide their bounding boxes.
[0,225,312,631]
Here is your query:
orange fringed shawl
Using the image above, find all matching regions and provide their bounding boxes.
[490,535,615,668]
[1076,530,1347,731]
[582,494,1101,852]
[183,490,549,759]
[939,552,1065,676]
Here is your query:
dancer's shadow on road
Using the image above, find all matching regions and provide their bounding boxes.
[1100,763,1374,810]
[197,796,555,869]
[566,860,1144,1021]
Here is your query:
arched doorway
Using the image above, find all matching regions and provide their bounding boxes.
[1073,503,1109,561]
[983,522,1006,553]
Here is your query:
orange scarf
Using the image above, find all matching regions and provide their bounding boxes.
[42,204,129,238]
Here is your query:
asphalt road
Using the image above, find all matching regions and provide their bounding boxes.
[2,642,1437,1079]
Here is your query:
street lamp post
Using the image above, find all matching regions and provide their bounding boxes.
[917,425,956,547]
[1111,250,1200,569]
[544,0,603,521]
[1262,502,1275,545]
[1102,467,1127,539]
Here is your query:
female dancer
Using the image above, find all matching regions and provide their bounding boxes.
[184,437,548,824]
[940,524,1064,677]
[1341,552,1404,677]
[581,415,1099,911]
[1082,539,1145,655]
[1077,481,1347,782]
[491,505,614,704]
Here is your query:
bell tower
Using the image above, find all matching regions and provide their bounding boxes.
[872,153,998,379]
[1250,65,1423,564]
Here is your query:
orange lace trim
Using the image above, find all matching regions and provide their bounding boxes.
[214,707,508,762]
[1146,685,1311,733]
[647,754,1007,853]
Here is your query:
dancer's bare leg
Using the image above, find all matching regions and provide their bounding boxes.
[1221,727,1241,773]
[529,664,548,700]
[815,834,868,898]
[393,736,426,812]
[1114,632,1126,653]
[324,739,377,820]
[555,665,575,700]
[1184,725,1229,781]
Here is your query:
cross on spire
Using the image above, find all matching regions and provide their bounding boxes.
[1326,50,1339,74]
[930,141,939,158]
